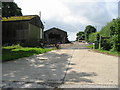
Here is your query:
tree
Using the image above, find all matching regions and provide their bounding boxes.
[109,18,120,51]
[84,25,96,42]
[2,2,22,17]
[76,31,85,41]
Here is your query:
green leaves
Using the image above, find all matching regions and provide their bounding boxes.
[84,25,97,42]
[89,32,99,43]
[76,31,85,41]
[2,2,22,17]
[76,25,97,42]
[98,18,120,51]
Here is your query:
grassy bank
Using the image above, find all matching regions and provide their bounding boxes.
[2,45,53,62]
[94,49,120,57]
[86,45,120,57]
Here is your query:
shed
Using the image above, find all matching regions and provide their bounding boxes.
[2,15,44,46]
[44,27,69,44]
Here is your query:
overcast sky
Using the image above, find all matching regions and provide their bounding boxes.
[14,0,119,41]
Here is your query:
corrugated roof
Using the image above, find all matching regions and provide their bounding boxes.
[45,27,67,33]
[2,15,37,21]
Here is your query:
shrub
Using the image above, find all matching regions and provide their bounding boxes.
[84,25,96,42]
[94,41,99,49]
[89,32,99,43]
[100,39,112,50]
[99,18,120,51]
[110,35,120,51]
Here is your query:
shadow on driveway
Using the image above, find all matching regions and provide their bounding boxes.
[2,50,97,88]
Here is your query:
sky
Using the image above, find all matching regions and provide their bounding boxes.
[14,0,119,41]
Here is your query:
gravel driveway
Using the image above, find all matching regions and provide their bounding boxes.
[2,42,118,88]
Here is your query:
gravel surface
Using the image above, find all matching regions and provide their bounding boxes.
[2,42,118,88]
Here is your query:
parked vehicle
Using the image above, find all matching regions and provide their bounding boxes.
[82,41,86,43]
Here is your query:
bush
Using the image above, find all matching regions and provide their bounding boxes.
[94,41,99,49]
[100,39,112,50]
[84,25,96,42]
[99,18,120,52]
[89,32,99,43]
[110,35,120,51]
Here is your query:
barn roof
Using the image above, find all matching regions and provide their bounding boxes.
[2,15,37,21]
[45,27,67,33]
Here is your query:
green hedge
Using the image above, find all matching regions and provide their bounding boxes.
[99,19,115,37]
[99,18,120,37]
[89,32,99,43]
[88,18,120,51]
[99,18,120,51]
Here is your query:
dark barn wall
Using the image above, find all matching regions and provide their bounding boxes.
[44,28,69,44]
[2,21,29,45]
[2,16,44,46]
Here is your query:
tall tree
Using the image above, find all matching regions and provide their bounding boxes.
[76,31,85,41]
[2,2,22,17]
[84,25,96,42]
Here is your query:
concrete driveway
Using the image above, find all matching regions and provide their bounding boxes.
[2,42,118,88]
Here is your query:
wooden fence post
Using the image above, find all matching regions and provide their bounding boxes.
[93,43,95,49]
[99,36,101,49]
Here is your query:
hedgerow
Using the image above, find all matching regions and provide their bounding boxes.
[88,18,120,52]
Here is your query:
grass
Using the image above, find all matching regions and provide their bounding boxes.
[2,45,53,62]
[86,45,120,57]
[94,49,120,57]
[86,44,93,49]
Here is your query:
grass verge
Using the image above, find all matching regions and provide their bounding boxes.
[93,49,120,57]
[86,45,120,57]
[2,45,53,62]
[86,44,93,49]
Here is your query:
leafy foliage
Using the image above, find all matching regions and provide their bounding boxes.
[99,18,120,51]
[76,31,85,41]
[87,18,120,52]
[88,32,99,43]
[84,25,96,42]
[100,39,112,50]
[2,2,22,17]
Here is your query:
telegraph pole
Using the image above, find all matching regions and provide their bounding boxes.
[39,11,41,20]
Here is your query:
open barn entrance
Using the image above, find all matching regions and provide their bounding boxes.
[49,33,61,39]
[48,33,61,44]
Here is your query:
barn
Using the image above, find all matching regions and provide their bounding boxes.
[44,27,70,44]
[2,15,44,46]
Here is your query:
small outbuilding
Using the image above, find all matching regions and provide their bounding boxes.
[44,27,70,44]
[2,15,44,46]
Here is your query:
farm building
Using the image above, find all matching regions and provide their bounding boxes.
[2,15,44,46]
[44,27,70,44]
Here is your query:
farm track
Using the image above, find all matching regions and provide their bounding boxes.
[2,42,118,88]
